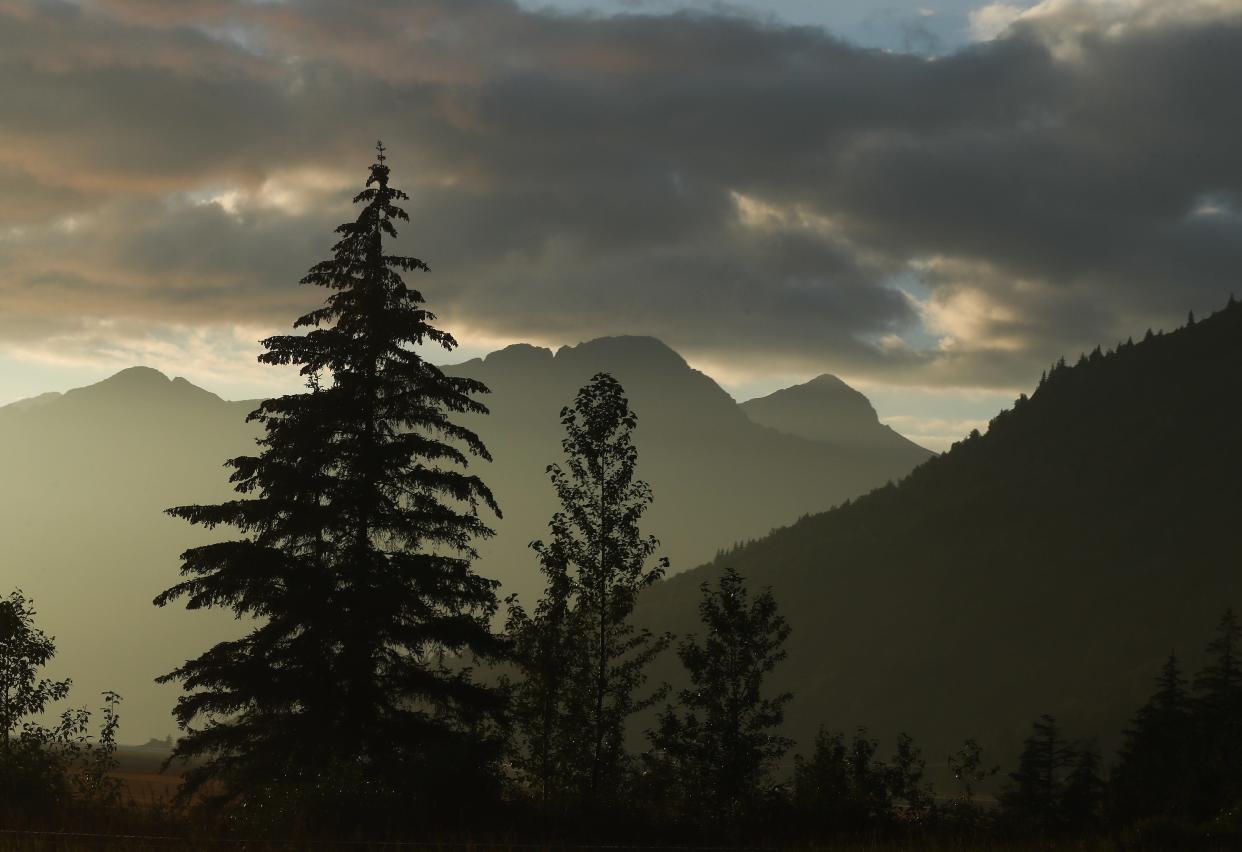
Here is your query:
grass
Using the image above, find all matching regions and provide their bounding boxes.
[0,832,1131,852]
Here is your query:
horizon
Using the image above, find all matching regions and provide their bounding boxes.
[0,333,1022,453]
[4,0,1237,458]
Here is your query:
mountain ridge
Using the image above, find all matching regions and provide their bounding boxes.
[0,335,931,741]
[635,302,1242,766]
[741,372,928,454]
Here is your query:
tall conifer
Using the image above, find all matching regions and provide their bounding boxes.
[1191,609,1242,816]
[155,144,505,824]
[1000,715,1075,834]
[1112,654,1192,822]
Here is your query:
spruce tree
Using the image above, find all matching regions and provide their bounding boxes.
[1059,741,1103,831]
[154,144,505,825]
[1111,654,1193,823]
[512,372,669,810]
[1000,714,1075,834]
[1191,609,1242,816]
[647,564,792,826]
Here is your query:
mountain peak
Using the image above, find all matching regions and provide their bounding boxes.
[804,373,854,391]
[740,374,930,457]
[741,373,879,436]
[556,332,685,367]
[100,366,173,387]
[60,366,223,408]
[482,343,554,367]
[554,335,687,369]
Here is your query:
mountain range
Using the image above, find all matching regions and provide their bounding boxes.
[635,303,1242,771]
[443,336,932,604]
[0,337,930,741]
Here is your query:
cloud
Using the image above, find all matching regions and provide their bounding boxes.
[968,3,1027,40]
[0,0,1240,395]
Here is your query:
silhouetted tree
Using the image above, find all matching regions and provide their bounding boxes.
[0,590,118,816]
[1191,609,1242,816]
[0,591,68,758]
[646,564,792,826]
[793,728,852,833]
[155,143,505,828]
[793,727,893,833]
[886,732,933,824]
[504,540,575,812]
[1000,715,1077,834]
[514,372,669,811]
[1111,654,1193,824]
[0,589,72,813]
[1060,741,1104,831]
[942,737,999,830]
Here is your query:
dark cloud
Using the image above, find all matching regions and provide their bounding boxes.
[1,0,1240,390]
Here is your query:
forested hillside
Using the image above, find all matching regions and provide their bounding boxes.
[638,301,1242,767]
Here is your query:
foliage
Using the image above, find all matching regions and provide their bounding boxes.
[506,372,670,813]
[0,589,73,813]
[1000,715,1101,835]
[886,732,934,824]
[504,546,576,812]
[1190,608,1242,815]
[633,298,1242,764]
[0,591,123,818]
[154,144,505,831]
[645,564,792,827]
[1111,654,1194,824]
[792,726,930,834]
[940,738,999,831]
[1109,611,1242,837]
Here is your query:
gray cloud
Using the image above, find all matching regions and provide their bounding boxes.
[1,0,1240,390]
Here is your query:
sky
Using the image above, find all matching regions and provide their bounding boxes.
[1,0,1241,450]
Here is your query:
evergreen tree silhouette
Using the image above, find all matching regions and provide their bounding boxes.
[518,372,669,810]
[1000,714,1076,834]
[1191,609,1242,816]
[1111,654,1193,823]
[1059,741,1103,830]
[154,144,505,825]
[647,564,792,826]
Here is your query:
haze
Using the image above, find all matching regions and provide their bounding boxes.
[1,0,1241,804]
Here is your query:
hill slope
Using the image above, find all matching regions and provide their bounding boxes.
[637,304,1242,767]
